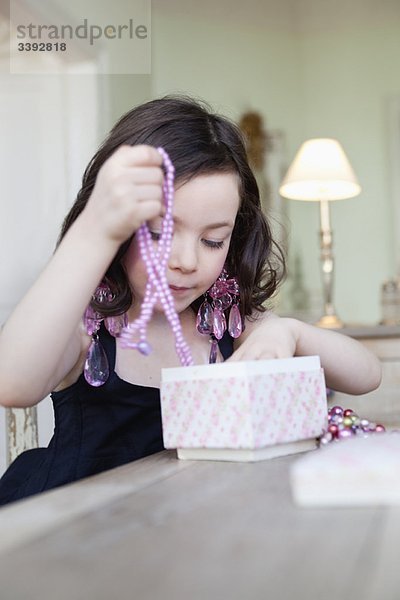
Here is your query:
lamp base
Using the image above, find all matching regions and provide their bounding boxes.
[316,314,344,329]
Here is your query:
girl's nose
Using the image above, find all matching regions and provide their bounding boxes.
[168,235,198,273]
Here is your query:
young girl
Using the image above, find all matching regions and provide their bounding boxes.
[0,96,381,505]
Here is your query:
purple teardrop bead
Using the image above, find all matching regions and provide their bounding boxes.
[228,304,242,338]
[196,300,213,334]
[84,337,109,386]
[213,308,226,340]
[209,339,218,363]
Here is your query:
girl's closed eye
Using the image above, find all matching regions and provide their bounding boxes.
[202,239,225,249]
[150,230,225,249]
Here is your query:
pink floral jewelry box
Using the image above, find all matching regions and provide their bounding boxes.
[160,356,328,461]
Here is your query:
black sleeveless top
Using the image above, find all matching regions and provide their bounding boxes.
[0,326,234,505]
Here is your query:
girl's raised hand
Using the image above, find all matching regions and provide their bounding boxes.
[83,145,164,244]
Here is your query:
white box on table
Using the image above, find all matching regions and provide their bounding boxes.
[160,356,328,461]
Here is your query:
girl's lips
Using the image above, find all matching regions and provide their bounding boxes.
[170,285,190,292]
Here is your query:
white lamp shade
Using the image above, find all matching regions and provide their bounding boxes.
[279,138,361,201]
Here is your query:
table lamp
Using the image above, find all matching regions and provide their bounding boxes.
[279,138,361,328]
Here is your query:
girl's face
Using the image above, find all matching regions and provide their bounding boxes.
[124,172,240,315]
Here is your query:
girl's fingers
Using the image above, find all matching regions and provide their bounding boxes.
[135,184,163,203]
[116,144,164,168]
[227,342,283,362]
[127,167,164,185]
[109,182,163,206]
[87,144,169,243]
[136,200,165,222]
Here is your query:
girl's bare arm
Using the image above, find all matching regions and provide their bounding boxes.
[230,313,382,395]
[0,217,120,407]
[0,145,163,407]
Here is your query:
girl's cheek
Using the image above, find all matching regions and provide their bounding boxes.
[208,257,228,286]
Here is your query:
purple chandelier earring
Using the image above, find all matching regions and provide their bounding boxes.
[83,282,127,387]
[196,268,243,363]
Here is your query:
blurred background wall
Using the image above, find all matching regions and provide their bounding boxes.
[151,0,400,325]
[2,0,400,327]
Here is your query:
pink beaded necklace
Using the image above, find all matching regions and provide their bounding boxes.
[119,147,194,366]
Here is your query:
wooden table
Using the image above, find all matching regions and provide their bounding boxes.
[0,450,398,600]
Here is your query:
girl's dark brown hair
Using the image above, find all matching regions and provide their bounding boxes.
[59,95,285,318]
